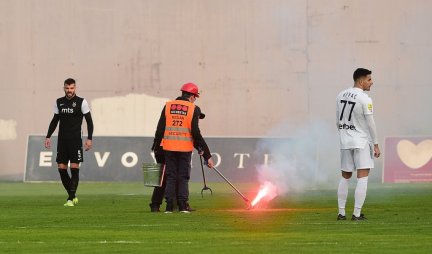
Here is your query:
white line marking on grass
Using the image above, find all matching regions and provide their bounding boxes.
[282,242,340,245]
[125,224,180,227]
[97,240,191,244]
[16,224,179,229]
[99,240,143,244]
[283,222,432,225]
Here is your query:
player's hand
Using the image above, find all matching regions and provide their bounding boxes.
[206,158,215,168]
[44,138,51,149]
[84,139,93,151]
[374,144,381,158]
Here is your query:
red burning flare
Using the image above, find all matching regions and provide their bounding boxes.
[250,181,278,208]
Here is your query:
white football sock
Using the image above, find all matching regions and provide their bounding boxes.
[337,177,350,216]
[353,176,368,217]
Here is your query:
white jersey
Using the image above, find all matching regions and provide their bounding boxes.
[336,87,373,149]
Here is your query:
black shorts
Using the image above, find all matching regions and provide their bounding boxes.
[56,138,83,164]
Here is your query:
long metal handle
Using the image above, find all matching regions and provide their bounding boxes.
[212,166,249,203]
[199,155,208,187]
[199,155,213,197]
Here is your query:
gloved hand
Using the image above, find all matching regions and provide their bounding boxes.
[151,139,161,151]
[197,146,204,156]
[153,146,165,164]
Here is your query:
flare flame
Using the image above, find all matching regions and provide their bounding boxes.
[250,181,278,208]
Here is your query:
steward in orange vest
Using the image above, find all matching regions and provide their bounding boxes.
[162,100,196,152]
[152,83,214,213]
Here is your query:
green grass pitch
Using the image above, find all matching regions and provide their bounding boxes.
[0,182,431,253]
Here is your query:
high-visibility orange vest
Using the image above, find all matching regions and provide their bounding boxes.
[162,100,196,152]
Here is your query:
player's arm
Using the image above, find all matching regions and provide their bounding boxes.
[335,100,340,129]
[81,99,93,151]
[365,115,380,157]
[83,112,94,151]
[336,108,339,128]
[84,112,94,140]
[363,98,380,157]
[45,114,60,149]
[365,115,378,145]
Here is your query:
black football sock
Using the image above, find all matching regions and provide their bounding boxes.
[58,169,72,200]
[70,168,80,199]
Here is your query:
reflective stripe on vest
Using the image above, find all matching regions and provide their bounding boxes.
[163,136,193,141]
[165,126,191,132]
[162,100,195,152]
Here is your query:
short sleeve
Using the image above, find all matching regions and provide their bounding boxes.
[53,102,59,114]
[81,99,90,114]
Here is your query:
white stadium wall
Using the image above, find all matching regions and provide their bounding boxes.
[1,0,432,181]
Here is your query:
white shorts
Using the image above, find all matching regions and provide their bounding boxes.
[340,143,374,172]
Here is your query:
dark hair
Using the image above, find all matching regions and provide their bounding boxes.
[181,91,194,99]
[64,78,76,86]
[353,68,371,81]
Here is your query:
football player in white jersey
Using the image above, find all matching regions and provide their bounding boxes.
[336,68,381,221]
